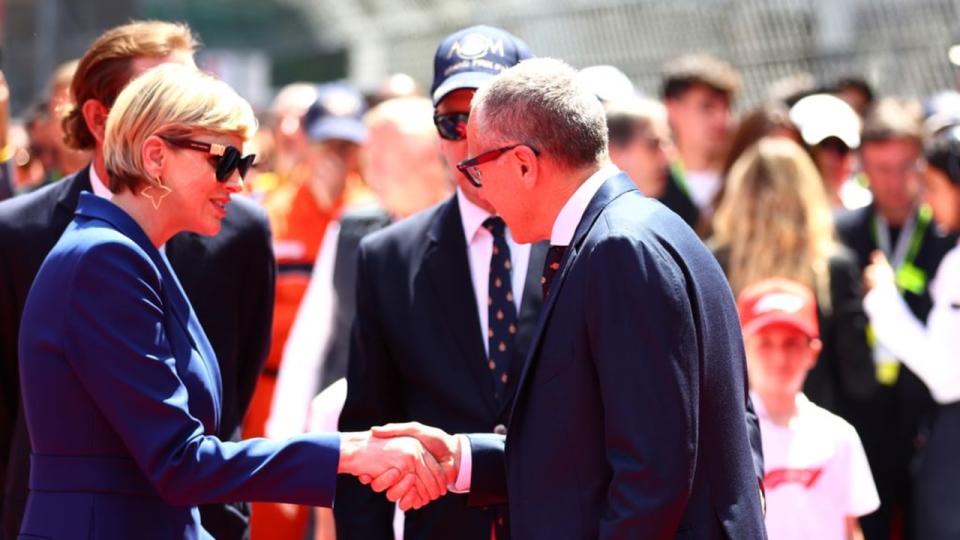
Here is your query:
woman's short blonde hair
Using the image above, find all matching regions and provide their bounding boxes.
[104,63,257,193]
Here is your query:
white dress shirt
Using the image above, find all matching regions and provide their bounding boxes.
[454,163,621,492]
[457,188,531,355]
[863,241,960,404]
[89,165,112,199]
[684,169,721,211]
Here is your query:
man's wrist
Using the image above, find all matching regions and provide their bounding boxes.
[337,431,366,474]
[451,434,473,492]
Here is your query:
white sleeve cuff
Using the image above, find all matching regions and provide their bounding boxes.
[451,434,472,493]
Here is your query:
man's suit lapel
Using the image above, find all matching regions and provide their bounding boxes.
[510,174,638,419]
[421,197,498,414]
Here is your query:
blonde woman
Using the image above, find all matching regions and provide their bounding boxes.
[710,137,875,414]
[15,64,445,540]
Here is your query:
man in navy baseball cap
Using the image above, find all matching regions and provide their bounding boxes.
[335,25,541,540]
[430,25,533,106]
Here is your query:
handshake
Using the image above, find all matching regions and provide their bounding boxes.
[337,422,461,511]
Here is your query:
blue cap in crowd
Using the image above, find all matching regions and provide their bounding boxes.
[431,25,533,105]
[303,82,367,143]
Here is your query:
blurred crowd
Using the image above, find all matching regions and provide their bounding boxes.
[1,18,959,540]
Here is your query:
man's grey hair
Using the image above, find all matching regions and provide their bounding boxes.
[471,58,609,169]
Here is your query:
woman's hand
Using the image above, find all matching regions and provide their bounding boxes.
[863,250,895,293]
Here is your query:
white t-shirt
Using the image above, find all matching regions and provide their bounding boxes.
[755,392,880,540]
[683,169,721,211]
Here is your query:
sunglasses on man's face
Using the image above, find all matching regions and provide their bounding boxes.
[159,136,256,182]
[433,112,469,141]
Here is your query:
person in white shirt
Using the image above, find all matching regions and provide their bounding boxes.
[738,278,880,540]
[661,53,741,220]
[863,123,960,539]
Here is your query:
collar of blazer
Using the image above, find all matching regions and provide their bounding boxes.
[73,193,223,429]
[508,173,638,422]
[55,165,93,213]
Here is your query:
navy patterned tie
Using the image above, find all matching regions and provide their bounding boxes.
[541,245,567,299]
[484,217,518,401]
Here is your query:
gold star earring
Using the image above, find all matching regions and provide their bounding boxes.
[141,176,173,210]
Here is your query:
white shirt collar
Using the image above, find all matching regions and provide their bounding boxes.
[456,187,494,243]
[89,164,112,200]
[749,390,812,423]
[549,164,620,246]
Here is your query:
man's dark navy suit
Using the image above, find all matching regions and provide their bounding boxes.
[336,195,546,539]
[0,167,275,539]
[467,173,766,539]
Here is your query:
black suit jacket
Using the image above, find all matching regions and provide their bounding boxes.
[656,166,701,232]
[0,167,275,540]
[336,195,546,539]
[468,174,766,539]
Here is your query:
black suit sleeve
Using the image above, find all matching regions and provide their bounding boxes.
[585,234,698,539]
[196,206,274,540]
[335,242,402,539]
[234,207,276,432]
[464,433,507,507]
[824,252,876,402]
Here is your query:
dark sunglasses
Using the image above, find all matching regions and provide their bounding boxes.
[456,143,540,188]
[159,136,256,182]
[433,112,469,141]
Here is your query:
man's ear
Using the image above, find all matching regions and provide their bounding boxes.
[141,135,167,180]
[808,338,824,369]
[516,145,539,190]
[81,99,110,145]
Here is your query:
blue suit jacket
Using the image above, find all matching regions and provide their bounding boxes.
[467,174,766,539]
[17,194,338,540]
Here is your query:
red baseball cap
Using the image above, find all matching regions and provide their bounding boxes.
[737,278,819,339]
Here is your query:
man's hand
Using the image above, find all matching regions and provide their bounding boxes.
[338,431,447,510]
[369,422,461,485]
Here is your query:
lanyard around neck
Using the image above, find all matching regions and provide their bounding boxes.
[871,205,930,270]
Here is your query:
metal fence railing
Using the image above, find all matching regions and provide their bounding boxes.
[313,0,960,106]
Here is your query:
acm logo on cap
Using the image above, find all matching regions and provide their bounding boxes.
[447,32,506,61]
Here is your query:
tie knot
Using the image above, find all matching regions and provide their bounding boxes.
[483,216,507,238]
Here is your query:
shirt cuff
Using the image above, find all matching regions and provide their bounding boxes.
[863,278,900,321]
[451,434,472,493]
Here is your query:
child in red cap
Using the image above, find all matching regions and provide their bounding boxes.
[738,278,879,540]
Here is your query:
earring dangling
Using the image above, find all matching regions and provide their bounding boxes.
[141,177,173,210]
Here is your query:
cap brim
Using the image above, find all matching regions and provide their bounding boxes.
[432,71,497,105]
[743,315,819,340]
[800,125,860,149]
[307,119,367,143]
